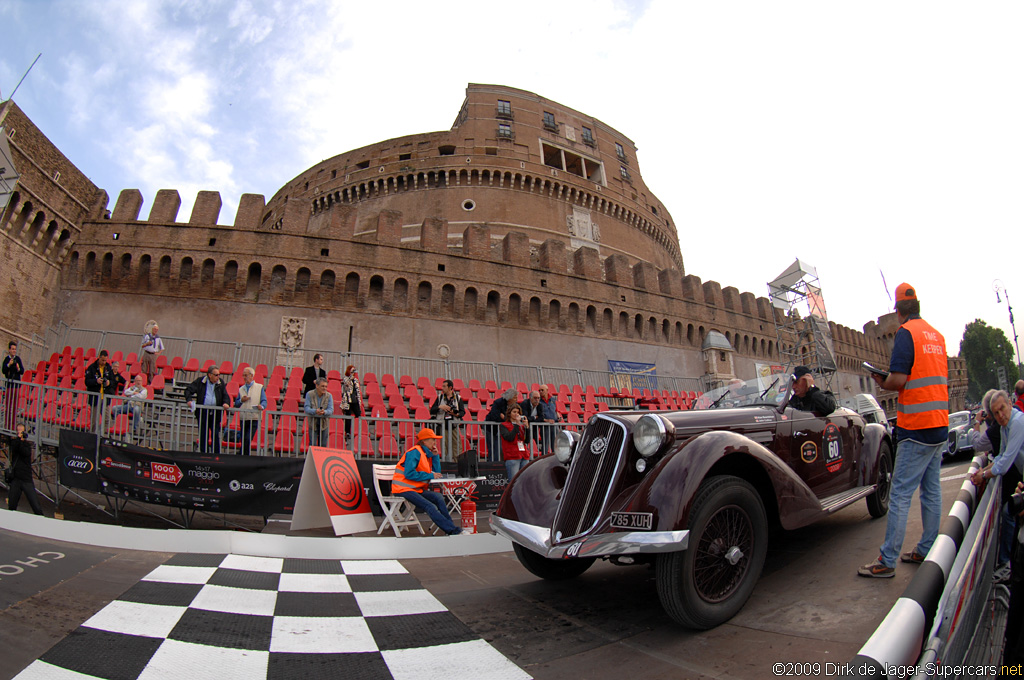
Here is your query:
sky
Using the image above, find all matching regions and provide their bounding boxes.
[1,0,1023,365]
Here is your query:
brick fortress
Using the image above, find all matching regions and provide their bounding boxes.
[0,84,967,413]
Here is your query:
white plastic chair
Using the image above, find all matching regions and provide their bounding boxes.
[372,464,425,537]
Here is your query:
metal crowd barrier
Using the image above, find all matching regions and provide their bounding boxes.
[0,380,580,465]
[851,452,1009,678]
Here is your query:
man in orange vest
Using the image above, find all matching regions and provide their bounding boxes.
[859,283,948,578]
[392,428,462,535]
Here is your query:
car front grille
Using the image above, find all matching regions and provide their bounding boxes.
[551,417,626,543]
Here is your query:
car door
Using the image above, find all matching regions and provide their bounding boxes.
[780,408,855,498]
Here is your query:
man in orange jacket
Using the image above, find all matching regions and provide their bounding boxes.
[859,283,948,578]
[392,428,462,535]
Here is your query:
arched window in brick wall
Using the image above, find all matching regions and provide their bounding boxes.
[441,284,455,317]
[179,258,193,286]
[586,305,597,333]
[416,281,431,313]
[296,268,310,300]
[508,294,521,324]
[38,221,58,255]
[529,297,541,326]
[84,252,96,284]
[246,263,261,300]
[67,251,79,286]
[138,255,151,290]
[619,312,630,338]
[55,229,70,260]
[394,278,408,311]
[223,260,238,294]
[319,269,335,306]
[101,252,113,282]
[464,287,478,319]
[549,300,561,329]
[647,316,657,340]
[24,211,44,249]
[486,291,500,323]
[568,303,580,332]
[603,308,614,336]
[201,259,215,285]
[344,273,360,307]
[270,265,287,300]
[367,275,384,310]
[158,256,171,283]
[11,200,32,235]
[662,320,671,343]
[119,253,131,280]
[699,326,706,345]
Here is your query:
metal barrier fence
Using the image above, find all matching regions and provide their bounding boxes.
[43,325,712,398]
[851,453,1009,677]
[0,380,578,464]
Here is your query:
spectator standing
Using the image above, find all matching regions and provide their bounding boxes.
[2,341,25,431]
[5,423,43,515]
[339,365,362,444]
[501,402,529,480]
[184,365,229,454]
[234,367,266,456]
[391,428,461,535]
[430,379,465,459]
[537,385,559,454]
[84,350,116,432]
[110,375,147,431]
[520,390,544,451]
[485,388,517,460]
[304,377,334,448]
[859,283,948,578]
[109,361,128,396]
[302,353,326,399]
[969,389,1024,579]
[140,321,165,383]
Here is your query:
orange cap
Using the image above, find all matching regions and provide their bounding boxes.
[894,282,917,306]
[415,427,443,441]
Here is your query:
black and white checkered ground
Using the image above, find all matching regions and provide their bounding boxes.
[14,553,531,680]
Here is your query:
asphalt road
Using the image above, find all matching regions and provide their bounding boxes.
[0,458,977,680]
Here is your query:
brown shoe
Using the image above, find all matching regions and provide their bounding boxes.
[858,558,895,578]
[900,550,925,564]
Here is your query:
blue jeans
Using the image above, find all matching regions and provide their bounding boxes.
[505,458,526,481]
[879,439,944,567]
[398,490,459,534]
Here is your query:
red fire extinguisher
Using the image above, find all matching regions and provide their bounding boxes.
[460,500,477,534]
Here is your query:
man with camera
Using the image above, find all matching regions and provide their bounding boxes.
[429,379,465,459]
[84,350,116,432]
[5,423,43,515]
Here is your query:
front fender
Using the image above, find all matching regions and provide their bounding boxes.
[495,455,566,526]
[626,430,824,531]
[858,423,891,486]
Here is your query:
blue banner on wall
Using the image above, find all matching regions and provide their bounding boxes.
[608,360,658,392]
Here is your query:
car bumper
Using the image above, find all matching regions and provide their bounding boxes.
[490,515,689,559]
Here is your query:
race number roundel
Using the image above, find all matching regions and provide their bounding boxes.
[319,455,367,512]
[824,423,843,473]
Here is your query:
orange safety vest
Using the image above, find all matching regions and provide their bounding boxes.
[896,318,949,431]
[392,444,433,494]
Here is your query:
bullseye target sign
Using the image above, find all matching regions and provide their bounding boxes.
[291,447,376,535]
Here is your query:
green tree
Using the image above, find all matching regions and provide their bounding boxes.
[959,319,1016,402]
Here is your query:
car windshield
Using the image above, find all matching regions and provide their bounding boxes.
[949,411,970,429]
[694,373,790,410]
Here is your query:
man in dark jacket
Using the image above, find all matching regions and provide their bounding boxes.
[84,350,116,431]
[485,388,517,459]
[787,365,837,416]
[6,423,43,514]
[430,379,465,459]
[302,354,326,399]
[184,365,230,454]
[2,341,25,431]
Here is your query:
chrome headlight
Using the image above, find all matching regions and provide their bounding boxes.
[554,429,579,465]
[633,414,673,458]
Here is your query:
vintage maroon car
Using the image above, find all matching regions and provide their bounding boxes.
[491,374,893,629]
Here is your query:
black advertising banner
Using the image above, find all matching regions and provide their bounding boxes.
[91,437,304,516]
[58,429,100,492]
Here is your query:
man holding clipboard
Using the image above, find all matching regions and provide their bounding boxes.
[858,283,948,578]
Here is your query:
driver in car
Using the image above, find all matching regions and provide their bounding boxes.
[787,366,837,416]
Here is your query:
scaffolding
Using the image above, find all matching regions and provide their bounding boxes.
[767,259,837,392]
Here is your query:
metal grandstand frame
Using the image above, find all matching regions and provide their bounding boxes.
[767,259,838,392]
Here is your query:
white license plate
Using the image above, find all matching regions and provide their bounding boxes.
[610,511,653,531]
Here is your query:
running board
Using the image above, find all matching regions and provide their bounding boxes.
[819,485,876,514]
